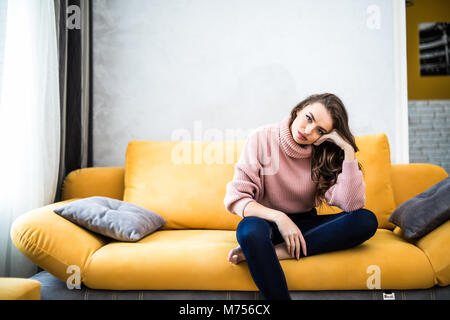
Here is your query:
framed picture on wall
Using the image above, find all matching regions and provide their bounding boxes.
[419,22,450,76]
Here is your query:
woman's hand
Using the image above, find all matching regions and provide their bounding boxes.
[274,213,307,260]
[313,129,350,150]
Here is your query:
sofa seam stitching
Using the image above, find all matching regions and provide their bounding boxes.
[410,240,439,286]
[12,227,73,271]
[82,247,101,283]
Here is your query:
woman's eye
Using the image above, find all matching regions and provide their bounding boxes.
[306,115,312,121]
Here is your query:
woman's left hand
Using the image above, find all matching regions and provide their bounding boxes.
[313,129,350,150]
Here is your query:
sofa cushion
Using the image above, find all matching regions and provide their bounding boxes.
[388,177,450,240]
[413,220,450,286]
[124,134,397,230]
[54,196,166,241]
[124,141,244,230]
[317,133,397,229]
[62,167,125,201]
[11,200,107,283]
[0,278,41,300]
[82,229,435,290]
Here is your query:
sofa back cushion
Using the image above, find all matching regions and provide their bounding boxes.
[124,133,397,230]
[124,141,243,230]
[317,133,397,229]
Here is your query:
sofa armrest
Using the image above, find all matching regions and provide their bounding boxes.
[62,167,124,201]
[10,200,108,283]
[390,163,448,208]
[394,221,450,286]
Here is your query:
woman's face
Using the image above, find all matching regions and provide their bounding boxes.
[290,102,333,145]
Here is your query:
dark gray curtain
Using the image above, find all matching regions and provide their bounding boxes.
[54,0,93,203]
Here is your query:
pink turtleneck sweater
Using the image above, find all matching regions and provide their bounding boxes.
[223,117,366,217]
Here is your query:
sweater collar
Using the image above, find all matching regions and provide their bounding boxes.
[279,117,312,159]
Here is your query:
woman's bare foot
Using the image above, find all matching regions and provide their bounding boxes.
[227,243,294,265]
[227,246,246,264]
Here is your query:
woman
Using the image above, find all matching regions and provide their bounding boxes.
[223,93,378,300]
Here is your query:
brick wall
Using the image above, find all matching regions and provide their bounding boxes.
[408,100,450,175]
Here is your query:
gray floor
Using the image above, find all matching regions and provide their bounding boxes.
[30,270,450,300]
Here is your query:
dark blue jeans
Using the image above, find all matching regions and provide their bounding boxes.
[236,208,378,300]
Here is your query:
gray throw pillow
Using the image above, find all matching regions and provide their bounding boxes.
[388,177,450,240]
[53,196,166,241]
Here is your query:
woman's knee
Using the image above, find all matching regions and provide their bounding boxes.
[236,217,272,247]
[352,208,378,238]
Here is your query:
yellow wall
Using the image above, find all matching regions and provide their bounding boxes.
[406,0,450,100]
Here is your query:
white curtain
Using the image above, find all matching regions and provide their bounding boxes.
[0,0,60,277]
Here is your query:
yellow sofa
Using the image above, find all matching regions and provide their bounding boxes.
[10,133,449,292]
[0,278,41,300]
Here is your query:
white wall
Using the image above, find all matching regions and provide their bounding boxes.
[93,0,407,166]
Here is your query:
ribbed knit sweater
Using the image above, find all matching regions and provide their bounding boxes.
[223,117,366,217]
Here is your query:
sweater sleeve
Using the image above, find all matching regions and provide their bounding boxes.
[324,159,366,212]
[223,132,263,217]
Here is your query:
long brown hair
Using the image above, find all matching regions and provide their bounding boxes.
[289,93,364,210]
